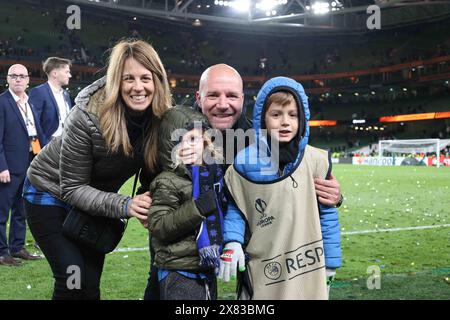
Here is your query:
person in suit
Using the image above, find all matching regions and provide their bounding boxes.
[0,64,46,266]
[29,57,72,141]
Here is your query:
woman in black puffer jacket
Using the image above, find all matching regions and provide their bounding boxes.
[23,39,172,300]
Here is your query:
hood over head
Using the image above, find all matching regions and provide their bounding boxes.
[252,76,311,168]
[158,106,213,172]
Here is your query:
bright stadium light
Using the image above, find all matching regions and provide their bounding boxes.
[311,2,330,15]
[256,0,287,11]
[231,0,251,12]
[255,0,288,16]
[256,0,277,11]
[306,1,343,14]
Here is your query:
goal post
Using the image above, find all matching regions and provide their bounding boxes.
[378,139,450,167]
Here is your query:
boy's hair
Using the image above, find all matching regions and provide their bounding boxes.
[266,91,295,108]
[263,89,306,144]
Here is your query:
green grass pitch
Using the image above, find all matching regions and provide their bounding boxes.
[0,164,449,299]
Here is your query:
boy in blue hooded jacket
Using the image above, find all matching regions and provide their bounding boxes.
[219,77,341,299]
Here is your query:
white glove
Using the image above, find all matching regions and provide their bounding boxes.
[218,242,245,282]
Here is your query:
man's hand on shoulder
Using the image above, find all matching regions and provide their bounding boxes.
[314,174,343,207]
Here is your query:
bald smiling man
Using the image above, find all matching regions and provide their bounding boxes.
[195,64,342,206]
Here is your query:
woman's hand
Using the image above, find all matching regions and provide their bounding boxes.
[127,191,152,227]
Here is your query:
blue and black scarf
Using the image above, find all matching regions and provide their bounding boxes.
[191,164,225,269]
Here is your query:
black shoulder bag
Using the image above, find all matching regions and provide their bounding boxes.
[62,172,140,254]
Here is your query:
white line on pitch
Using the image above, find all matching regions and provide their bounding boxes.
[111,224,450,253]
[113,247,148,253]
[341,224,450,235]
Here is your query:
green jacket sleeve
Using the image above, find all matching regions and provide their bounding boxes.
[148,175,205,243]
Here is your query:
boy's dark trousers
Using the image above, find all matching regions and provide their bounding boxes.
[143,245,217,300]
[143,244,160,300]
[159,271,217,300]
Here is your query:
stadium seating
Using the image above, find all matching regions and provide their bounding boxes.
[1,0,449,152]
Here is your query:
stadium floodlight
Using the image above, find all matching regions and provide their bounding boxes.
[255,0,287,12]
[311,2,330,15]
[231,0,251,12]
[256,0,277,11]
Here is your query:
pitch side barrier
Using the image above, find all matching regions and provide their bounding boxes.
[350,155,450,166]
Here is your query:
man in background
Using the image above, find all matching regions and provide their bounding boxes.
[0,64,46,266]
[29,57,72,141]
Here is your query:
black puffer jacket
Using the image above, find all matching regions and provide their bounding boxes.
[27,77,148,218]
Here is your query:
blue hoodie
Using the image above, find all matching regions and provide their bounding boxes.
[223,77,341,269]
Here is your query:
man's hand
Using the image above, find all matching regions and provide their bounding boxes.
[314,174,341,207]
[0,170,10,183]
[218,242,245,282]
[127,191,152,226]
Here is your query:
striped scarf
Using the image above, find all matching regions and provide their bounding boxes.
[191,164,225,270]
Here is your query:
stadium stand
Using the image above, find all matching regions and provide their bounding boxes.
[1,0,449,154]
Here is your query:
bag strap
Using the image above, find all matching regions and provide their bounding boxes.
[131,168,141,197]
[120,170,141,228]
